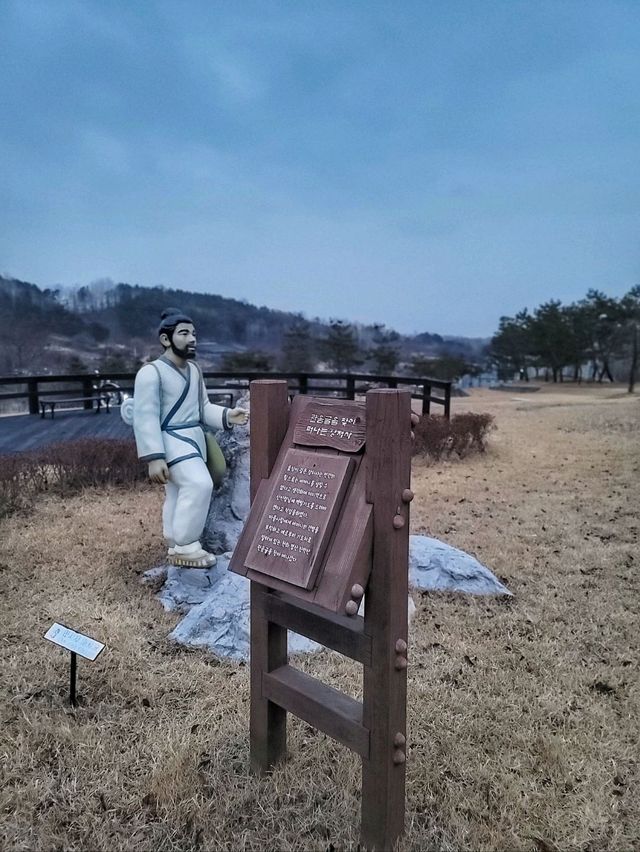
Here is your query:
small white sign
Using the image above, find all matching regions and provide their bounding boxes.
[44,623,105,661]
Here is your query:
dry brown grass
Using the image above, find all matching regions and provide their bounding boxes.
[1,384,638,851]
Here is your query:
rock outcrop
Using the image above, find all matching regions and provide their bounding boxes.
[201,393,251,555]
[147,535,510,661]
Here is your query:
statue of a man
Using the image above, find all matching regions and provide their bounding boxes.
[133,308,249,567]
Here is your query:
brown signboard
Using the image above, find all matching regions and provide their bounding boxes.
[239,381,413,851]
[245,447,355,590]
[293,401,366,453]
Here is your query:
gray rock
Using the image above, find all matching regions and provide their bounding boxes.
[409,534,511,596]
[143,533,510,662]
[168,569,252,661]
[157,557,230,612]
[140,565,168,586]
[146,553,320,661]
[144,533,510,662]
[167,568,319,661]
[201,392,251,555]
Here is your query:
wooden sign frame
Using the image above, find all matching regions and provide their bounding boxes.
[233,380,413,850]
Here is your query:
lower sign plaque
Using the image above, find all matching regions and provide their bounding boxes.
[245,448,354,589]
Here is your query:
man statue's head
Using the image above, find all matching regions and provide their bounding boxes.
[158,308,197,360]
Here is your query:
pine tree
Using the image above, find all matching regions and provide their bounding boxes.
[321,320,363,372]
[280,318,315,372]
[369,324,400,374]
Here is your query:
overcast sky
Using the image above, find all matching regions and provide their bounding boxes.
[1,0,638,337]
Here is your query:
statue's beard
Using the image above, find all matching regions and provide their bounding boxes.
[171,341,196,360]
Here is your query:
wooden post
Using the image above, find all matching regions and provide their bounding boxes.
[249,380,290,774]
[422,382,431,415]
[346,375,355,400]
[298,373,308,395]
[443,384,451,420]
[362,389,412,850]
[82,377,93,410]
[27,378,39,415]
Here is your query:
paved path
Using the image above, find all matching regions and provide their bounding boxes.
[0,407,133,454]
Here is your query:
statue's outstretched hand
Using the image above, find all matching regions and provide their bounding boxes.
[148,459,170,484]
[228,407,249,426]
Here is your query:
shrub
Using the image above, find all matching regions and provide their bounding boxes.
[0,438,146,518]
[412,412,495,461]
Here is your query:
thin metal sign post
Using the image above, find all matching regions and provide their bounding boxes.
[69,652,77,707]
[44,622,105,707]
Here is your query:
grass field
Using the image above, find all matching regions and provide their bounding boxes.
[1,385,638,851]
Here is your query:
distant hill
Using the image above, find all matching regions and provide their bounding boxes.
[0,276,78,335]
[0,276,86,374]
[78,282,321,349]
[0,275,488,375]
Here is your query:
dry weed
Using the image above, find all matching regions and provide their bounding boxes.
[412,412,495,460]
[0,438,145,518]
[0,384,638,850]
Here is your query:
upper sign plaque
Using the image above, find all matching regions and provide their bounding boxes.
[293,401,366,453]
[245,447,355,590]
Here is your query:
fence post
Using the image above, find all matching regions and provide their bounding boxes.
[298,374,308,395]
[444,384,451,420]
[346,375,355,400]
[27,379,39,415]
[422,383,431,415]
[82,377,93,410]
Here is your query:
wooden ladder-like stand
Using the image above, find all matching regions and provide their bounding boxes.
[230,380,413,851]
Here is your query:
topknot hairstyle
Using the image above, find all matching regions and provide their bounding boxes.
[158,307,194,337]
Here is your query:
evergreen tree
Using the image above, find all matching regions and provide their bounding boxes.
[369,324,400,374]
[67,355,88,374]
[528,301,577,382]
[321,320,363,372]
[578,290,623,382]
[221,351,274,372]
[410,354,470,381]
[620,286,640,393]
[279,318,315,372]
[489,311,532,380]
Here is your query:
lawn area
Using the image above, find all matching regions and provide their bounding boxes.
[1,384,638,851]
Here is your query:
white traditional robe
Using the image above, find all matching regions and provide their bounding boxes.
[133,357,230,547]
[133,357,229,467]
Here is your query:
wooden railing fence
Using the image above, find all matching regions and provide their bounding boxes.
[0,371,452,419]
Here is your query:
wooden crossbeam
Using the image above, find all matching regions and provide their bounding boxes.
[263,665,369,758]
[264,593,372,666]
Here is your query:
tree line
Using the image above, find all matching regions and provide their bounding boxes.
[222,318,480,382]
[0,276,481,379]
[489,287,640,392]
[4,274,636,390]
